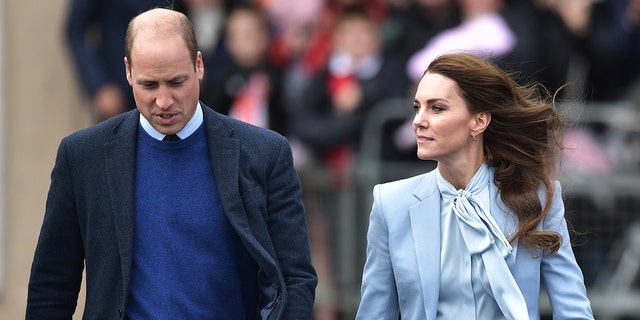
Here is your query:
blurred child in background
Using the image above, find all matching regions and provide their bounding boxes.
[204,4,289,135]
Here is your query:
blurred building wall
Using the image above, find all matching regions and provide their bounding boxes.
[0,0,92,318]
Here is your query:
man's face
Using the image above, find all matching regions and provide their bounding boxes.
[125,33,204,135]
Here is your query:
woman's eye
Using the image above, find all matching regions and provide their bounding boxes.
[413,105,420,113]
[432,104,444,112]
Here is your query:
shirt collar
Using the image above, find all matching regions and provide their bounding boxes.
[139,102,204,141]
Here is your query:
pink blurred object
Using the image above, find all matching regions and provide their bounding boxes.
[260,0,325,30]
[562,128,614,174]
[407,12,516,81]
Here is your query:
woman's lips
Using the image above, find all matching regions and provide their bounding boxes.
[416,134,434,143]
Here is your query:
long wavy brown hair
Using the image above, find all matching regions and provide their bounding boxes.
[426,53,564,254]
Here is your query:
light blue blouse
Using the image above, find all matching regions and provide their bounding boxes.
[436,163,527,319]
[437,174,504,319]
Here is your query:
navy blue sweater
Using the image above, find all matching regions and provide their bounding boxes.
[126,125,257,319]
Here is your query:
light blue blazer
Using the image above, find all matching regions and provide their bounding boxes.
[356,168,594,320]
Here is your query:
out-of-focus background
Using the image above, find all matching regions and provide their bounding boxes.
[1,0,639,319]
[0,0,94,318]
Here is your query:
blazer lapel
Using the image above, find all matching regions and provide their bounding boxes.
[201,108,256,245]
[409,172,441,320]
[202,107,240,212]
[103,110,139,289]
[204,113,242,219]
[201,108,282,278]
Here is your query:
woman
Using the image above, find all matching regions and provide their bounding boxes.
[356,53,593,319]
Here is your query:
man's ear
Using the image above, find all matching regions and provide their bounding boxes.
[124,57,132,85]
[195,51,204,81]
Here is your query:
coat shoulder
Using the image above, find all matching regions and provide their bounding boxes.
[63,110,136,146]
[377,170,436,199]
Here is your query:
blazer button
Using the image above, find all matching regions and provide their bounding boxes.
[118,309,123,318]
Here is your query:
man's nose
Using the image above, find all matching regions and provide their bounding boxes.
[155,87,173,109]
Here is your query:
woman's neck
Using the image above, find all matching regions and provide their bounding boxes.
[438,159,485,190]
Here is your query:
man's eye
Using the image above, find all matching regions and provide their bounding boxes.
[140,83,157,89]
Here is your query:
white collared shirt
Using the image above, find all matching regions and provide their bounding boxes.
[139,102,204,141]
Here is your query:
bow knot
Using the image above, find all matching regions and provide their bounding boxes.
[440,166,513,259]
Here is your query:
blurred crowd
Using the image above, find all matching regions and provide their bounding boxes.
[64,0,640,318]
[66,0,640,171]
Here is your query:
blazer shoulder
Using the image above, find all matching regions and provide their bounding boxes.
[63,110,137,145]
[375,169,437,202]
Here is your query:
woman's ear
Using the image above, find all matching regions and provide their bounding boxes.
[473,112,491,134]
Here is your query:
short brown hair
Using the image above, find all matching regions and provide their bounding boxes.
[125,8,198,69]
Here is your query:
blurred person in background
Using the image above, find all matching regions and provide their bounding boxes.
[182,0,237,103]
[65,0,187,122]
[356,53,593,319]
[27,8,316,318]
[287,4,410,318]
[259,0,327,125]
[533,0,640,175]
[290,4,409,169]
[531,0,640,102]
[265,0,389,136]
[204,4,289,135]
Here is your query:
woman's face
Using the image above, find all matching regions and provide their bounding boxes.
[412,72,480,163]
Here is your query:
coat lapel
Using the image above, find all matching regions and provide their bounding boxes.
[103,110,139,290]
[201,108,281,276]
[409,172,441,320]
[203,110,243,222]
[201,108,257,247]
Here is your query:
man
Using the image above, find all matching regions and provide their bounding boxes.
[27,8,316,319]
